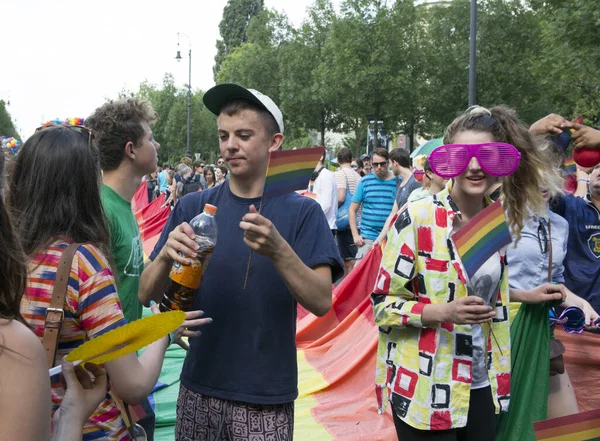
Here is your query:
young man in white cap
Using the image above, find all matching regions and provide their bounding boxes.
[138,83,343,441]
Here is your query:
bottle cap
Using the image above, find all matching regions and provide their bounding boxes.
[204,204,217,215]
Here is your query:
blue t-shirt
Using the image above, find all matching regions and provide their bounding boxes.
[150,182,343,404]
[551,194,600,323]
[351,174,396,240]
[157,171,167,193]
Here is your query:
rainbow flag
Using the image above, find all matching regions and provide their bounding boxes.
[564,157,577,175]
[263,147,325,199]
[453,199,512,280]
[534,408,600,440]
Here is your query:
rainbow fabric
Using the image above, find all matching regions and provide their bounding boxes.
[564,157,577,175]
[453,199,512,280]
[534,408,600,441]
[263,147,325,199]
[131,183,171,262]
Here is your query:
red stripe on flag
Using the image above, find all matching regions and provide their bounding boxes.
[534,408,600,432]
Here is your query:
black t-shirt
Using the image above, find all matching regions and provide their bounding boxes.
[151,182,344,404]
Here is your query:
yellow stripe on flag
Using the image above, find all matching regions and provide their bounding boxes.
[266,160,319,177]
[537,427,600,441]
[295,350,333,441]
[457,215,505,255]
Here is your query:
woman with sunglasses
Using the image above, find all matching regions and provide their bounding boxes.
[371,106,567,441]
[10,125,210,441]
[351,158,364,176]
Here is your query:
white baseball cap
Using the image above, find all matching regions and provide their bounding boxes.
[203,83,284,134]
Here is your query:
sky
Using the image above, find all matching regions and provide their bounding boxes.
[1,0,325,140]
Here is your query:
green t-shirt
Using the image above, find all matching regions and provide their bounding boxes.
[100,184,144,323]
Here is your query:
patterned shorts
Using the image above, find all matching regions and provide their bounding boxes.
[175,384,294,441]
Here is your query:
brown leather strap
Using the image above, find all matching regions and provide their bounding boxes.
[43,243,81,369]
[547,220,553,283]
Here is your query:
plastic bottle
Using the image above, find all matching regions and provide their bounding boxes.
[159,204,218,312]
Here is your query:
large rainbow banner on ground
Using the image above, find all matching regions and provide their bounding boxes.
[144,247,397,440]
[134,177,398,439]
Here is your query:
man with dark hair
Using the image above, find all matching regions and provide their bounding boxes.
[216,155,226,167]
[138,83,342,441]
[334,147,362,276]
[86,98,160,439]
[86,98,158,323]
[374,148,421,246]
[349,147,396,262]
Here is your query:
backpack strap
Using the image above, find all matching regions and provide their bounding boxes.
[43,243,81,369]
[340,168,353,195]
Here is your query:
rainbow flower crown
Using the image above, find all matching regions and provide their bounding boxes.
[41,117,85,127]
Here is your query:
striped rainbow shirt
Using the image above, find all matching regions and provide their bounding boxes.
[21,241,131,441]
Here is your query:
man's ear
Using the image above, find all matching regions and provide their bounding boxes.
[268,133,285,152]
[125,141,136,160]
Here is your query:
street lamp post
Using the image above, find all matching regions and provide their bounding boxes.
[468,0,477,107]
[176,33,192,159]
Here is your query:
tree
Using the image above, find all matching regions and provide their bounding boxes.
[216,41,280,102]
[279,0,341,146]
[216,8,292,129]
[213,0,265,79]
[476,0,549,124]
[132,74,218,164]
[0,100,20,140]
[320,0,410,156]
[421,0,551,132]
[528,0,600,124]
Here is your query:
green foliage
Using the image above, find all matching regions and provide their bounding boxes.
[527,0,600,124]
[207,0,600,157]
[279,0,342,145]
[214,0,265,79]
[216,9,293,104]
[282,129,315,150]
[0,100,20,140]
[217,41,280,101]
[132,74,218,164]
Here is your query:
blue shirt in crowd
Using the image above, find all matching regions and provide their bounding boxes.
[506,209,568,290]
[551,194,600,321]
[352,174,396,240]
[151,181,343,404]
[157,170,167,193]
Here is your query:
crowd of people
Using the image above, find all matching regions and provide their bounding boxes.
[0,80,599,441]
[144,155,230,208]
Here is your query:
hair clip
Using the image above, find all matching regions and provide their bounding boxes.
[466,105,492,116]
